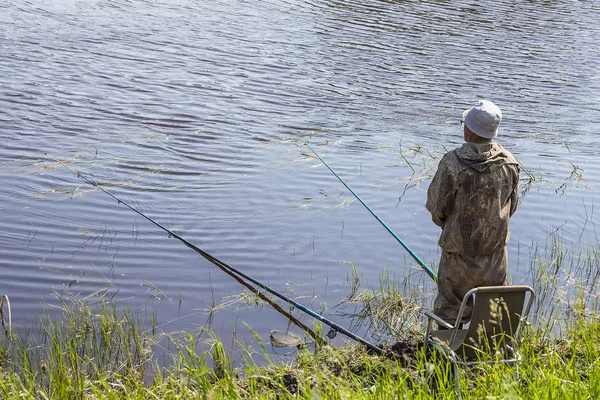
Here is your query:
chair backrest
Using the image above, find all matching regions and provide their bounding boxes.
[452,285,534,359]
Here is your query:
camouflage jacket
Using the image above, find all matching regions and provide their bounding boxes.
[426,142,520,256]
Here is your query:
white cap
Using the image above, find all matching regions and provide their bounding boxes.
[462,100,502,139]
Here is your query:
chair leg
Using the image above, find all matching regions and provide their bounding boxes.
[453,363,460,396]
[424,318,433,353]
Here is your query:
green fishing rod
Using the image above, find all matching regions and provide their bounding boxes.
[53,157,386,355]
[307,144,438,282]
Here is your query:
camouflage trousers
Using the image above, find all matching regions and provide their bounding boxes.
[433,248,508,325]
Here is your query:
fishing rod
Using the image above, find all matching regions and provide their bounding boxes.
[306,144,438,282]
[52,157,385,355]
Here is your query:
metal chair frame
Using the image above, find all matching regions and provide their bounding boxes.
[424,285,535,394]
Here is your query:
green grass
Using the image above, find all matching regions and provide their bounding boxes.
[1,231,599,399]
[0,296,598,399]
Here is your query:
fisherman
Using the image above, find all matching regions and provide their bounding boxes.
[426,100,520,326]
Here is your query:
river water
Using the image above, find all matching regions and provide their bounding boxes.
[1,0,599,358]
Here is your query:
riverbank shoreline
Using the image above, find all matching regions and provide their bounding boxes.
[1,285,597,399]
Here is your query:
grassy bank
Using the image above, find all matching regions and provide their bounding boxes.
[1,231,599,399]
[0,292,598,398]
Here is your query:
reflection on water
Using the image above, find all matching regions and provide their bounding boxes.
[1,0,599,355]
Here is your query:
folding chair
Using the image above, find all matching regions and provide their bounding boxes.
[424,286,535,393]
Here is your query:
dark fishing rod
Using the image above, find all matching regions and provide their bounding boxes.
[53,157,385,355]
[306,144,438,282]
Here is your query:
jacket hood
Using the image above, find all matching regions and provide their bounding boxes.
[455,142,519,172]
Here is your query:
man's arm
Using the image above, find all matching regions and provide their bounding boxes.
[426,155,456,228]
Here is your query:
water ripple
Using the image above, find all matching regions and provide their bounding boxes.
[1,0,599,342]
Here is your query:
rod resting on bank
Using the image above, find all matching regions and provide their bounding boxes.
[52,156,385,355]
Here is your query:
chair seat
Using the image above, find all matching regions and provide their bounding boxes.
[429,328,507,360]
[430,329,468,351]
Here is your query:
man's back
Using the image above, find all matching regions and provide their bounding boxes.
[427,142,520,256]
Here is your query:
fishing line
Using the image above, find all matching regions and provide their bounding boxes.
[52,156,384,355]
[306,144,438,282]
